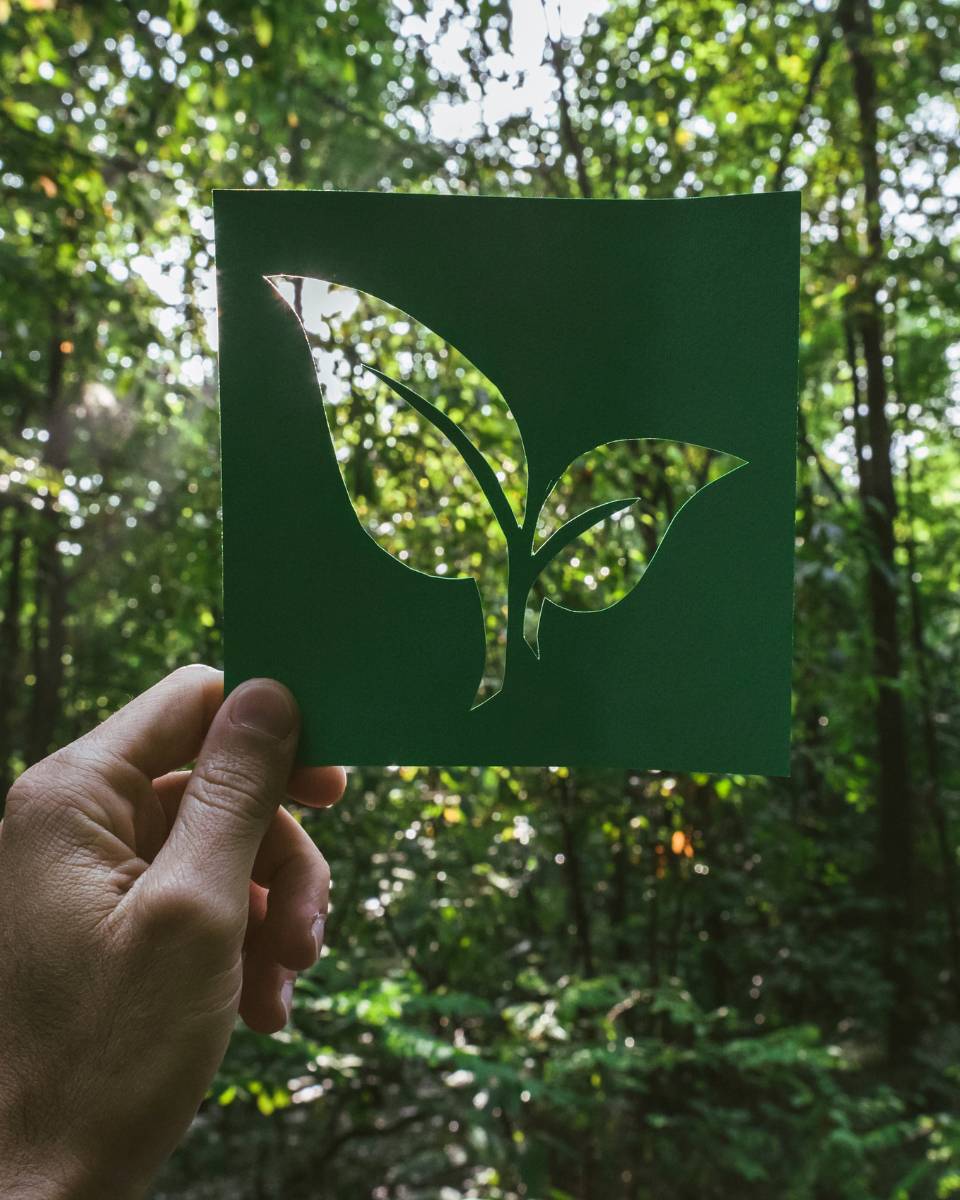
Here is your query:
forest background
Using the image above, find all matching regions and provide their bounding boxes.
[1,0,959,1196]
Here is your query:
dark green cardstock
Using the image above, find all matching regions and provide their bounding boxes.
[214,190,799,772]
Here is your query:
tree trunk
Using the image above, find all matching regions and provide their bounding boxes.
[607,782,633,965]
[25,330,71,765]
[898,376,960,1007]
[836,2,915,1054]
[558,774,595,976]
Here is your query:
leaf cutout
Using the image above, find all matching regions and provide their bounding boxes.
[267,275,748,704]
[267,275,527,521]
[267,274,524,706]
[524,439,747,655]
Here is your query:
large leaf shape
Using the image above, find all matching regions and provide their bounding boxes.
[268,274,524,705]
[267,275,526,521]
[523,438,747,654]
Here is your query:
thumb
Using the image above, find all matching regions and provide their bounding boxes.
[154,678,300,905]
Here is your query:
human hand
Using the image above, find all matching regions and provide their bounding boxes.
[0,665,345,1200]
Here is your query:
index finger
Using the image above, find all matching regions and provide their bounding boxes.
[75,664,224,781]
[288,765,347,808]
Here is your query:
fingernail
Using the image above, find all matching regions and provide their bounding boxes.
[311,912,326,959]
[280,976,295,1021]
[231,682,296,740]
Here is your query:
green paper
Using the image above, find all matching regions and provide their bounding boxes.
[215,190,799,772]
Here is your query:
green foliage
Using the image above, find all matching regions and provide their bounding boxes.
[1,0,959,1197]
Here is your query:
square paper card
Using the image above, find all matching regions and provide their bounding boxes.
[215,190,799,772]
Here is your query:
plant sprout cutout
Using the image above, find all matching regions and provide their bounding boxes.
[268,275,747,709]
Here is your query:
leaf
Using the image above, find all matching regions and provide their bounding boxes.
[524,438,746,654]
[4,99,40,124]
[168,0,198,35]
[251,6,273,47]
[267,274,525,705]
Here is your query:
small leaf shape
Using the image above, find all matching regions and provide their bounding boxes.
[524,438,746,653]
[267,274,525,705]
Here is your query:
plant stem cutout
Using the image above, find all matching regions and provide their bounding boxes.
[268,275,747,708]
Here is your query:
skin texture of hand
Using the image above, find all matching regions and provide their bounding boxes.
[0,665,345,1200]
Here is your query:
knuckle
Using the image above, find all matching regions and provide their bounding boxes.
[3,757,91,826]
[56,740,141,796]
[143,882,206,928]
[190,761,272,824]
[3,747,147,853]
[3,762,93,851]
[285,821,331,891]
[8,744,144,829]
[143,881,237,945]
[5,763,50,813]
